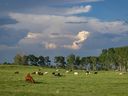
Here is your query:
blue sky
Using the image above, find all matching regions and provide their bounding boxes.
[0,0,128,63]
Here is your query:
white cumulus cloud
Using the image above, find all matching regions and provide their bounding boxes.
[3,12,128,51]
[66,5,92,15]
[63,31,90,50]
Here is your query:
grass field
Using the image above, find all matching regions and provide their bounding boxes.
[0,65,128,96]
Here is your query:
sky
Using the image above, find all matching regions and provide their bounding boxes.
[0,0,128,63]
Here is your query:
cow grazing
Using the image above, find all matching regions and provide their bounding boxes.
[55,73,63,77]
[36,71,38,75]
[25,73,35,83]
[65,70,69,73]
[14,71,19,74]
[31,72,36,74]
[74,72,78,75]
[119,72,123,75]
[85,71,90,75]
[32,71,43,75]
[86,71,90,74]
[52,72,55,75]
[44,72,48,75]
[65,69,73,73]
[94,71,98,74]
[38,72,43,75]
[56,69,59,72]
[52,72,63,77]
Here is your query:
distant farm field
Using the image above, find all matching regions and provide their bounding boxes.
[0,65,128,96]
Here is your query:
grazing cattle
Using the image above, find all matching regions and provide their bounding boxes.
[56,69,59,72]
[65,69,73,73]
[25,73,35,83]
[36,71,38,75]
[94,71,98,74]
[85,71,90,75]
[74,72,78,75]
[119,72,123,75]
[85,73,88,75]
[52,72,55,75]
[65,70,69,73]
[31,71,43,75]
[14,71,19,74]
[52,72,63,77]
[31,72,36,74]
[86,71,90,73]
[38,72,43,75]
[44,72,48,75]
[54,73,63,77]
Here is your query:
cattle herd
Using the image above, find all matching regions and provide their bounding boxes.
[14,68,100,83]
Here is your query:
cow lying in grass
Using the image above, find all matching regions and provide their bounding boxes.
[65,69,73,73]
[31,71,43,75]
[25,73,35,83]
[52,72,63,77]
[14,71,19,74]
[74,72,78,75]
[85,71,90,75]
[94,71,98,74]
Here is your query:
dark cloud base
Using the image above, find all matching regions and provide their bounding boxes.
[0,27,28,46]
[0,17,18,26]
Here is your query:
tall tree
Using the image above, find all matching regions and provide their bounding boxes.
[14,54,23,65]
[115,47,128,71]
[66,54,75,69]
[90,56,98,71]
[14,54,28,65]
[38,56,45,66]
[80,57,88,69]
[54,56,66,68]
[74,56,81,69]
[28,55,38,66]
[44,56,51,66]
[99,49,110,70]
[22,55,29,65]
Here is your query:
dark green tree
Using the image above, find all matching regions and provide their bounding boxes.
[99,49,110,70]
[66,54,75,69]
[28,54,38,66]
[44,56,51,66]
[54,56,66,68]
[74,56,81,69]
[90,56,98,71]
[80,57,88,69]
[38,56,45,66]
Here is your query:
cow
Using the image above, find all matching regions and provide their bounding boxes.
[25,73,35,83]
[14,71,19,74]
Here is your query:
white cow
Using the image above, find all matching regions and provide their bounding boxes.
[74,72,78,75]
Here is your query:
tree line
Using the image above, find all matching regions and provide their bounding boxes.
[13,46,128,71]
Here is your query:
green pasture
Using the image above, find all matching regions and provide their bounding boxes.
[0,65,128,96]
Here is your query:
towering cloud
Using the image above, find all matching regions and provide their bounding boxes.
[75,30,90,44]
[63,31,90,50]
[4,12,128,51]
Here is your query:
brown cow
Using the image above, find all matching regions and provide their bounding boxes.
[25,73,35,83]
